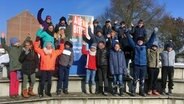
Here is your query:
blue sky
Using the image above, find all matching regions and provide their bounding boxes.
[0,0,183,33]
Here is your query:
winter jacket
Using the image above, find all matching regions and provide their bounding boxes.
[36,29,55,48]
[109,49,126,75]
[19,50,39,75]
[88,27,106,44]
[147,48,160,68]
[96,48,109,66]
[131,26,147,41]
[59,48,74,67]
[34,41,64,71]
[37,9,52,30]
[1,38,22,71]
[160,50,175,67]
[106,36,119,49]
[126,31,156,66]
[82,44,97,70]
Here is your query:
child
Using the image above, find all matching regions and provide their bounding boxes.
[37,8,53,30]
[160,43,175,95]
[109,42,126,96]
[36,25,55,48]
[57,41,74,95]
[34,37,64,97]
[82,42,97,94]
[19,40,39,98]
[1,32,22,98]
[126,28,157,96]
[147,41,160,96]
[96,41,109,96]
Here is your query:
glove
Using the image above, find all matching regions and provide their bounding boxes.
[154,27,159,33]
[39,8,44,12]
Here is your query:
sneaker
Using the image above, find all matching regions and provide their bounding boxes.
[63,90,69,94]
[168,89,172,95]
[161,90,166,95]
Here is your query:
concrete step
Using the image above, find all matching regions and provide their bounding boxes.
[0,76,184,97]
[0,93,184,104]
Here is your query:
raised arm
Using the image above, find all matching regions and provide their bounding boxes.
[82,43,88,55]
[37,8,44,24]
[36,26,45,38]
[55,41,65,56]
[34,39,43,55]
[88,26,95,39]
[146,28,158,48]
[1,32,10,51]
[125,31,136,48]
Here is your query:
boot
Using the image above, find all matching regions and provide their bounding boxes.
[139,87,146,97]
[119,86,124,96]
[46,84,52,97]
[147,90,153,95]
[91,85,96,94]
[97,86,103,94]
[28,87,36,96]
[22,89,29,98]
[85,84,90,94]
[103,87,109,96]
[168,89,172,95]
[57,89,62,96]
[63,89,69,94]
[153,90,160,96]
[112,85,118,96]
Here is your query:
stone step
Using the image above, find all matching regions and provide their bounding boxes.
[0,93,184,104]
[0,76,184,97]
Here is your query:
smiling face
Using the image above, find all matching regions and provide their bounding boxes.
[114,44,120,51]
[46,18,51,23]
[98,42,105,49]
[48,25,54,32]
[167,47,173,52]
[137,40,144,45]
[138,21,144,28]
[25,41,33,50]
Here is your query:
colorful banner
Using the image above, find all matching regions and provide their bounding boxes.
[68,14,94,76]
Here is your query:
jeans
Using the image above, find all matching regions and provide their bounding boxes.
[147,68,159,91]
[162,66,174,90]
[86,69,96,85]
[113,74,123,87]
[97,65,108,87]
[39,71,52,94]
[57,65,70,90]
[132,65,147,91]
[22,73,36,90]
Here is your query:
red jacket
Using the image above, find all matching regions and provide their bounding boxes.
[34,41,64,71]
[82,45,97,70]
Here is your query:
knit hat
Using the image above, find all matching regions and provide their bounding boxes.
[137,37,145,41]
[46,15,52,20]
[59,16,67,23]
[105,19,111,23]
[166,43,173,48]
[90,43,97,49]
[151,40,159,47]
[65,41,73,48]
[10,37,19,45]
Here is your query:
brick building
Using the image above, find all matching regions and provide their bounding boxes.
[7,11,39,45]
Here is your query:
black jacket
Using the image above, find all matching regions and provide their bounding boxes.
[19,50,39,75]
[96,48,109,66]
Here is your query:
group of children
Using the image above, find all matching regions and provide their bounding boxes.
[0,8,176,98]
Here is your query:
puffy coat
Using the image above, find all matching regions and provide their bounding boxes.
[19,50,39,75]
[126,31,156,66]
[34,41,64,71]
[96,48,109,66]
[82,45,97,70]
[36,29,55,48]
[160,50,175,67]
[109,49,126,75]
[147,48,160,68]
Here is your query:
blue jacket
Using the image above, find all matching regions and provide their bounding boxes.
[109,49,126,75]
[126,31,156,66]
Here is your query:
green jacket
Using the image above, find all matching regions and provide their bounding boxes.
[1,38,22,71]
[147,48,160,68]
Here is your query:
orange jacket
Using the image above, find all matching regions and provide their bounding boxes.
[34,41,64,71]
